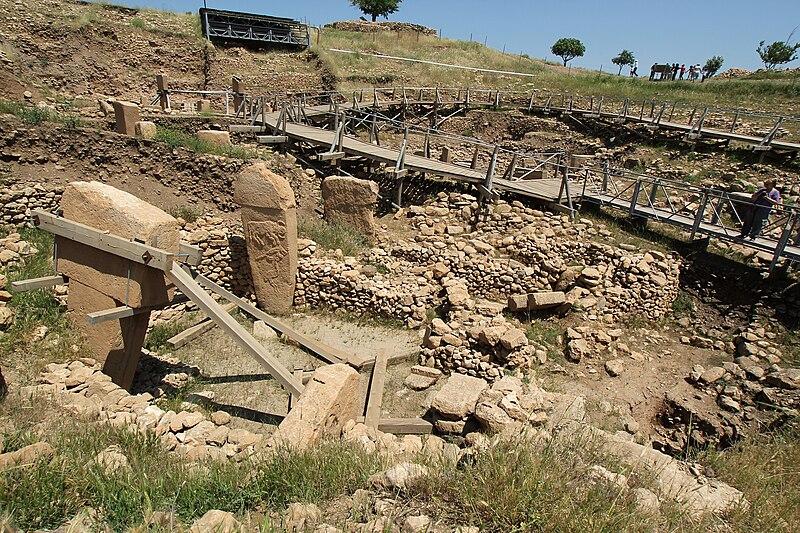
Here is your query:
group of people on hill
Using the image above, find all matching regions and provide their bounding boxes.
[628,62,706,81]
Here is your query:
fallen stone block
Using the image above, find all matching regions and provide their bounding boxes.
[111,100,140,136]
[197,130,231,147]
[273,364,360,450]
[528,291,567,310]
[134,121,157,140]
[431,373,488,420]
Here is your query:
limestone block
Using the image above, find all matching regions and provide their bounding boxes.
[58,181,181,308]
[321,176,379,239]
[134,121,157,140]
[234,162,297,314]
[197,99,212,113]
[431,373,488,419]
[507,293,529,312]
[111,101,140,136]
[197,130,231,147]
[273,364,360,450]
[528,291,566,310]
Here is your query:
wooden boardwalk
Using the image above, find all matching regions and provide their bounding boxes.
[232,90,800,269]
[269,87,800,154]
[255,111,578,205]
[582,190,800,268]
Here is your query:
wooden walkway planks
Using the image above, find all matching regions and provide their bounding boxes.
[292,93,800,153]
[364,350,389,429]
[584,192,800,262]
[261,114,579,204]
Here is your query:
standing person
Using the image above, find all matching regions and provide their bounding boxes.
[739,179,782,240]
[673,63,679,80]
[649,63,656,81]
[679,64,686,79]
[688,65,696,81]
[631,59,638,77]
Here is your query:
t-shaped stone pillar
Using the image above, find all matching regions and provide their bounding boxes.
[58,181,180,389]
[234,162,298,314]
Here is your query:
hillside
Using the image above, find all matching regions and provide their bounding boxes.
[1,1,800,532]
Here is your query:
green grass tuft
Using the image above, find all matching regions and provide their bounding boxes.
[298,218,371,257]
[0,100,83,128]
[153,126,256,159]
[0,419,382,531]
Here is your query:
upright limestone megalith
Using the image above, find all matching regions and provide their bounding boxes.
[321,176,379,239]
[111,101,140,136]
[59,181,181,388]
[234,162,297,314]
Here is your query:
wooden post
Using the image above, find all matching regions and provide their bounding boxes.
[770,214,799,274]
[156,74,169,111]
[471,145,480,169]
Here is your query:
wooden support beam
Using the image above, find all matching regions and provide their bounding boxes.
[11,275,66,292]
[257,135,289,144]
[288,367,304,410]
[165,302,237,349]
[179,242,202,266]
[354,417,433,435]
[167,318,216,349]
[229,125,266,133]
[364,350,388,428]
[32,210,175,272]
[318,151,346,162]
[86,294,190,325]
[167,264,304,397]
[193,273,366,367]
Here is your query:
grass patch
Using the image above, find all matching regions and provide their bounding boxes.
[0,417,383,531]
[406,435,694,532]
[697,424,800,531]
[0,101,83,129]
[526,320,563,362]
[153,126,257,159]
[130,17,145,29]
[298,218,370,257]
[671,289,695,318]
[0,227,76,377]
[144,318,192,351]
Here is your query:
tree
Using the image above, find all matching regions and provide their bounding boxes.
[350,0,402,22]
[612,49,635,75]
[756,40,800,70]
[703,55,724,80]
[551,38,585,67]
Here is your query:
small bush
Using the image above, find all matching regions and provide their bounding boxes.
[168,204,202,223]
[298,218,370,257]
[130,17,145,29]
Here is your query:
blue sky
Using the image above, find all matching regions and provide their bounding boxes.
[107,0,799,72]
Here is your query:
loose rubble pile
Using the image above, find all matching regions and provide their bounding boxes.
[325,20,438,36]
[22,358,266,462]
[0,184,62,226]
[656,322,799,454]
